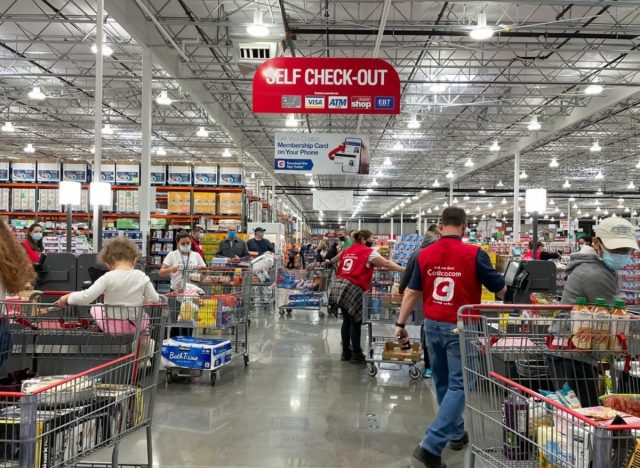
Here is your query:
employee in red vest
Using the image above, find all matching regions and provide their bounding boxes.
[522,240,561,260]
[329,230,404,363]
[396,207,506,468]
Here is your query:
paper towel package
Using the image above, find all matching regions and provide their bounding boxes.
[161,337,233,370]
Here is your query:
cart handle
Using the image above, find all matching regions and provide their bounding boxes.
[489,371,640,431]
[458,303,572,319]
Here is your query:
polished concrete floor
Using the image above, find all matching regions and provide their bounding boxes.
[92,306,469,468]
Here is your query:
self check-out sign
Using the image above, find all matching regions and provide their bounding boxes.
[253,57,400,115]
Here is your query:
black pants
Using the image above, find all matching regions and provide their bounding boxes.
[286,256,295,268]
[341,308,362,355]
[420,323,431,369]
[547,356,600,407]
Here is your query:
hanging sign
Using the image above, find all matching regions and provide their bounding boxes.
[253,57,400,114]
[274,132,370,174]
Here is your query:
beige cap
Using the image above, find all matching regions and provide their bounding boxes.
[595,217,638,250]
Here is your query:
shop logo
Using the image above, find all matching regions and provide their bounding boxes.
[374,96,395,110]
[282,95,301,109]
[305,96,325,109]
[433,277,455,302]
[328,96,348,109]
[351,96,372,110]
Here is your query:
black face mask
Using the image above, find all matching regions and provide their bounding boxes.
[365,241,373,247]
[339,236,346,241]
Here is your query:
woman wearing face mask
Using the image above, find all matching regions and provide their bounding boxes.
[22,223,44,264]
[160,231,207,292]
[549,217,638,406]
[330,230,404,363]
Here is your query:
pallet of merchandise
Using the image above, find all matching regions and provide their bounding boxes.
[167,192,191,213]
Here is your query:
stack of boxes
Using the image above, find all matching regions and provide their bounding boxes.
[393,234,422,267]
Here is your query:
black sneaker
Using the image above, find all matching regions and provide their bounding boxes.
[350,352,366,364]
[340,351,352,361]
[413,446,446,468]
[448,432,469,451]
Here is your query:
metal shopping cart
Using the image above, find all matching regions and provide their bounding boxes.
[0,294,167,468]
[251,258,277,313]
[276,267,331,319]
[362,291,422,380]
[458,303,640,468]
[163,267,250,386]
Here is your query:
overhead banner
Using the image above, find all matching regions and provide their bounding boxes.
[313,191,354,212]
[253,57,400,114]
[274,132,369,174]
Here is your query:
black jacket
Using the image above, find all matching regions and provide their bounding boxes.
[398,234,439,294]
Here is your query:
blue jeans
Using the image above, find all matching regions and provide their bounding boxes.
[421,319,465,456]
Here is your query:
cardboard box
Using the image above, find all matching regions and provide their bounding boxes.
[150,165,166,185]
[217,192,243,215]
[62,163,87,182]
[37,162,61,183]
[193,192,217,214]
[100,163,116,183]
[381,341,421,363]
[12,162,36,182]
[194,164,218,186]
[115,163,139,185]
[161,336,232,370]
[167,164,192,185]
[218,163,243,186]
[168,192,191,213]
[0,162,9,182]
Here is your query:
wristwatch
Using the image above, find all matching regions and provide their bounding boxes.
[395,322,406,328]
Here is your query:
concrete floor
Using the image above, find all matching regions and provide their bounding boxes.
[92,307,469,468]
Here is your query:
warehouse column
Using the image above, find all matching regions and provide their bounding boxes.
[400,211,404,236]
[271,181,277,222]
[513,151,521,241]
[390,217,394,237]
[449,182,453,206]
[140,47,152,255]
[92,0,105,253]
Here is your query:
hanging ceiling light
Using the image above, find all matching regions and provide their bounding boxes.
[549,157,559,168]
[247,9,270,37]
[573,203,578,209]
[383,157,393,167]
[427,208,433,214]
[569,196,576,202]
[430,81,447,94]
[1,122,15,132]
[487,202,493,208]
[596,188,603,195]
[156,90,172,106]
[596,207,602,213]
[196,127,209,137]
[156,146,166,156]
[453,197,459,204]
[223,148,232,158]
[464,158,474,168]
[469,12,494,40]
[584,80,603,95]
[446,170,454,179]
[421,189,429,194]
[28,86,45,100]
[102,124,113,135]
[393,141,404,151]
[496,180,504,188]
[443,201,449,208]
[503,209,508,215]
[563,179,571,188]
[527,116,541,131]
[628,181,636,189]
[463,195,470,201]
[90,145,95,154]
[478,187,486,194]
[91,42,113,56]
[625,207,631,213]
[285,114,298,127]
[501,198,507,205]
[476,206,481,212]
[549,199,555,205]
[407,116,420,129]
[560,212,565,217]
[595,170,604,179]
[490,140,500,152]
[543,214,549,220]
[23,143,34,154]
[519,170,528,179]
[590,141,601,152]
[433,179,440,188]
[634,210,638,216]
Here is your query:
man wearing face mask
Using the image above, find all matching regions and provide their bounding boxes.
[215,223,249,260]
[189,225,205,261]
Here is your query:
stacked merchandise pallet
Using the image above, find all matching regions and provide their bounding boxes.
[620,250,640,305]
[392,234,422,267]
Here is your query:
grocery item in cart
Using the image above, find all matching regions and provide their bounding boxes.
[162,336,232,370]
[571,297,593,350]
[381,341,421,362]
[502,392,530,460]
[591,298,610,351]
[609,300,630,351]
[600,393,640,417]
[22,375,96,407]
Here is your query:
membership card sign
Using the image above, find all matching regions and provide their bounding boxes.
[253,57,400,114]
[274,133,370,175]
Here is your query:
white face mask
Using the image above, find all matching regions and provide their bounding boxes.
[179,244,191,254]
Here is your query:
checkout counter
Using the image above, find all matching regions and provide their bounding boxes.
[504,259,557,304]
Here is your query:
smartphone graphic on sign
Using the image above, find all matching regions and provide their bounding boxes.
[335,138,362,173]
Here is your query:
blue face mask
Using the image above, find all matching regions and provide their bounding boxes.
[228,231,237,240]
[31,233,43,242]
[602,250,632,271]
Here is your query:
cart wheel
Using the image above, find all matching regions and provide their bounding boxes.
[409,366,421,380]
[166,371,174,384]
[286,308,292,314]
[279,309,286,317]
[367,363,377,377]
[210,372,217,386]
[244,355,249,366]
[319,311,325,319]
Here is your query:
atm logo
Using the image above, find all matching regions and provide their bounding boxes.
[328,96,348,109]
[351,96,372,110]
[305,96,325,109]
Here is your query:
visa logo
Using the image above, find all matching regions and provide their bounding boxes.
[328,97,348,109]
[305,96,325,109]
[374,97,395,109]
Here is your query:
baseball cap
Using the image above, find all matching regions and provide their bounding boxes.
[595,217,638,250]
[254,227,266,233]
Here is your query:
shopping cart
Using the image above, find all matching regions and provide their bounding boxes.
[251,257,277,312]
[458,303,640,468]
[0,294,167,468]
[276,267,331,319]
[363,291,422,380]
[163,267,250,385]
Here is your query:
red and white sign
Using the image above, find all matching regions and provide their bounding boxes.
[253,57,401,114]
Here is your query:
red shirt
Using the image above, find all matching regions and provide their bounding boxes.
[190,236,204,259]
[22,240,41,264]
[417,237,482,324]
[523,250,541,260]
[336,243,375,291]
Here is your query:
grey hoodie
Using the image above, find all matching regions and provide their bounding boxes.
[560,250,619,305]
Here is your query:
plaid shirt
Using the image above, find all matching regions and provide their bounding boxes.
[329,278,365,322]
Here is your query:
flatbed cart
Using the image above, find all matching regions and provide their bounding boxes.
[276,267,331,319]
[457,303,640,468]
[0,294,168,468]
[163,267,250,386]
[363,291,422,380]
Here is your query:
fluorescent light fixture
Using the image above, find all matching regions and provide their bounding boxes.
[427,208,433,214]
[247,9,269,37]
[430,81,447,94]
[527,116,541,131]
[478,187,486,194]
[584,82,603,95]
[496,180,504,187]
[420,189,429,194]
[393,141,404,151]
[407,117,420,129]
[595,170,603,179]
[285,114,298,127]
[628,181,636,189]
[549,157,559,168]
[432,179,440,188]
[366,188,374,193]
[569,196,576,202]
[446,170,454,179]
[412,195,419,200]
[590,141,601,152]
[1,122,15,132]
[519,170,528,179]
[59,181,82,205]
[625,207,630,213]
[156,90,172,106]
[464,158,474,167]
[371,179,378,187]
[91,43,113,56]
[596,207,602,213]
[102,124,113,135]
[156,146,166,156]
[406,197,412,203]
[196,127,209,137]
[476,206,481,212]
[383,157,392,167]
[543,214,549,220]
[223,148,232,158]
[23,143,34,154]
[501,198,507,205]
[28,86,45,100]
[503,209,508,215]
[469,12,494,40]
[490,140,500,152]
[563,179,571,188]
[525,188,547,213]
[634,210,638,216]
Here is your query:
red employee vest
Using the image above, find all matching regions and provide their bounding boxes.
[522,250,541,260]
[417,237,482,324]
[337,243,375,291]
